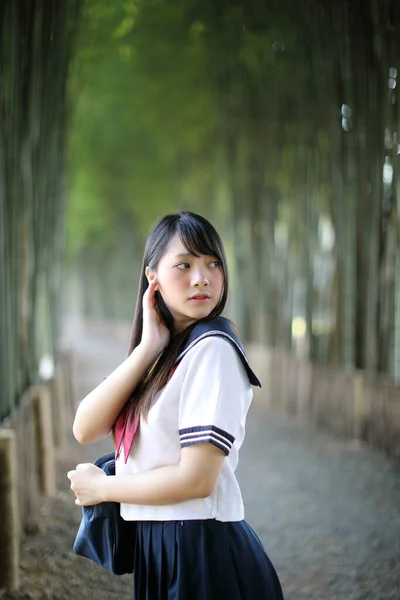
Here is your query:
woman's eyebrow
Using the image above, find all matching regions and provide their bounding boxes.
[174,253,194,258]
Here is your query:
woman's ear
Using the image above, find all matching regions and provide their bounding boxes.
[145,267,159,290]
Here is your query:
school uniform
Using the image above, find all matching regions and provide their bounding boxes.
[116,317,284,600]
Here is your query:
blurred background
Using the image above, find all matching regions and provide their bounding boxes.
[1,1,400,597]
[4,0,400,412]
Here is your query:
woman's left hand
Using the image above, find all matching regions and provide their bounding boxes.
[67,463,106,506]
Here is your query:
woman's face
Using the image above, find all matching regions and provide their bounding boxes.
[149,234,224,334]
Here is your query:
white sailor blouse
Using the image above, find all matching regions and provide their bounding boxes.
[116,324,260,522]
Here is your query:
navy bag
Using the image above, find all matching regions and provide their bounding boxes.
[73,452,137,575]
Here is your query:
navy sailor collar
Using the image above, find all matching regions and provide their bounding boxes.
[175,316,261,387]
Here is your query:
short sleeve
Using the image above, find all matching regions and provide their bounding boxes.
[178,337,252,456]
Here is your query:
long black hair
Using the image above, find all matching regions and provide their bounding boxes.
[119,211,229,423]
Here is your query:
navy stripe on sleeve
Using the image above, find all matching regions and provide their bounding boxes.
[179,425,235,456]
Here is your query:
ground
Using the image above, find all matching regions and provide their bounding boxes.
[2,321,400,599]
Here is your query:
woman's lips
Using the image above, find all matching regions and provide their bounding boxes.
[189,295,210,302]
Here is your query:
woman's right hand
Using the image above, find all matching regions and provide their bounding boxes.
[140,278,170,357]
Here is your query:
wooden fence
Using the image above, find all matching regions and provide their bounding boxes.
[0,350,75,590]
[248,345,400,459]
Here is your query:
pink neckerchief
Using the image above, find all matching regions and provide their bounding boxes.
[114,397,139,463]
[115,365,178,463]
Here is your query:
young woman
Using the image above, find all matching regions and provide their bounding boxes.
[68,212,284,599]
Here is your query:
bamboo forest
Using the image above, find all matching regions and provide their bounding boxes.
[2,3,400,599]
[2,0,400,419]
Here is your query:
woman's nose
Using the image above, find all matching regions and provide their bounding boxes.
[192,269,209,287]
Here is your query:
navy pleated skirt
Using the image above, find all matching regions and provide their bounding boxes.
[133,519,284,600]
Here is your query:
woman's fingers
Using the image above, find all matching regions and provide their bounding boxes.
[141,279,170,353]
[143,279,156,307]
[76,463,91,471]
[144,280,161,319]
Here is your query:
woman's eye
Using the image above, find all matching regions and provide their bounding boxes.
[210,260,221,268]
[176,262,190,270]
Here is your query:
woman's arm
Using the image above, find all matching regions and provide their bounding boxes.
[68,443,225,505]
[72,278,170,445]
[72,344,157,445]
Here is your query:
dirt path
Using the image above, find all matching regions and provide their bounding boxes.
[3,321,400,599]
